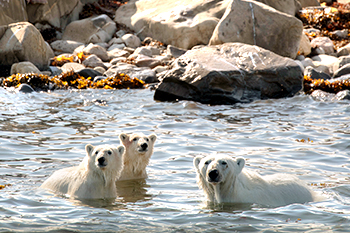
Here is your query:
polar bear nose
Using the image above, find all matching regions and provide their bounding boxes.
[208,169,220,182]
[98,157,106,166]
[141,143,148,150]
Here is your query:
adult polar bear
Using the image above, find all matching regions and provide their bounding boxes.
[118,132,157,181]
[194,155,320,207]
[41,144,124,199]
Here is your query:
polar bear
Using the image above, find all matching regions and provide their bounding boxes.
[118,132,157,181]
[41,144,124,199]
[194,155,319,207]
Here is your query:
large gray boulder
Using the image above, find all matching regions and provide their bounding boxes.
[209,0,303,59]
[154,43,303,105]
[0,0,28,26]
[26,0,83,29]
[0,22,54,70]
[256,0,301,16]
[62,14,116,44]
[114,0,230,50]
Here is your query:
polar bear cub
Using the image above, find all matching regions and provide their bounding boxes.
[118,132,157,181]
[41,144,124,199]
[194,155,318,207]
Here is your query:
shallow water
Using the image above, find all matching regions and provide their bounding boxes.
[0,88,349,232]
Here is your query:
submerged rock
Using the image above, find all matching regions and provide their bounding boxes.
[154,43,303,105]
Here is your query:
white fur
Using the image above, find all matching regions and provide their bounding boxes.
[194,155,318,207]
[41,144,124,199]
[118,133,156,181]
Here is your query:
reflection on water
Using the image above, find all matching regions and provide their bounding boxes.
[116,179,152,203]
[0,88,349,232]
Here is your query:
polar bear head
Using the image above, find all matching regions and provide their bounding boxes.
[119,132,157,161]
[193,155,245,201]
[118,133,157,180]
[85,144,124,180]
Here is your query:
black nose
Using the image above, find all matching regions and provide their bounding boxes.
[98,157,105,166]
[141,143,148,150]
[208,170,219,182]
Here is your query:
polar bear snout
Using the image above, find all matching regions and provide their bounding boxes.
[137,142,149,152]
[208,169,221,183]
[98,157,107,167]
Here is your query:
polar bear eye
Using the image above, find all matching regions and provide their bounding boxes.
[204,160,210,165]
[145,138,149,142]
[107,151,112,155]
[133,137,138,142]
[221,161,227,165]
[95,150,99,155]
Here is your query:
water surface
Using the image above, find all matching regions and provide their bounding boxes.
[0,88,349,232]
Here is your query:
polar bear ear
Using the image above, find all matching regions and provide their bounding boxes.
[236,157,245,173]
[116,145,125,157]
[193,157,202,170]
[85,144,95,157]
[119,133,129,145]
[149,134,157,143]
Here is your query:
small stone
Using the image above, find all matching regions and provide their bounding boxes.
[17,84,35,93]
[121,34,141,48]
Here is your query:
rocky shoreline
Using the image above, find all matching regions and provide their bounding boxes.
[1,0,350,103]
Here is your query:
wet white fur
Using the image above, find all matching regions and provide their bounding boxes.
[194,155,320,207]
[118,133,157,181]
[41,144,124,199]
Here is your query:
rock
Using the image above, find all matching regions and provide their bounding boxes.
[61,62,85,73]
[94,67,106,74]
[93,76,106,82]
[330,29,349,40]
[115,0,230,49]
[107,48,130,60]
[108,43,126,51]
[62,14,116,44]
[153,66,167,74]
[104,64,157,83]
[209,0,303,59]
[337,43,350,57]
[256,0,301,16]
[132,47,153,57]
[10,61,42,75]
[338,55,350,70]
[310,37,334,55]
[167,45,187,58]
[26,0,83,29]
[49,66,62,76]
[0,22,54,70]
[154,43,303,105]
[311,54,339,75]
[121,34,141,49]
[0,0,28,26]
[17,84,35,93]
[304,66,331,80]
[110,57,127,65]
[83,43,109,61]
[76,68,102,79]
[299,0,320,7]
[335,90,350,100]
[311,89,350,101]
[82,54,106,69]
[133,55,161,69]
[108,37,124,46]
[301,57,314,68]
[299,33,312,56]
[333,63,350,78]
[50,40,84,54]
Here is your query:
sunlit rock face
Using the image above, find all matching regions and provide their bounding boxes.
[114,0,231,50]
[0,22,54,70]
[154,43,303,105]
[209,0,303,59]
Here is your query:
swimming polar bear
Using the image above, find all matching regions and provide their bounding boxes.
[41,144,124,199]
[194,155,320,207]
[118,132,157,181]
